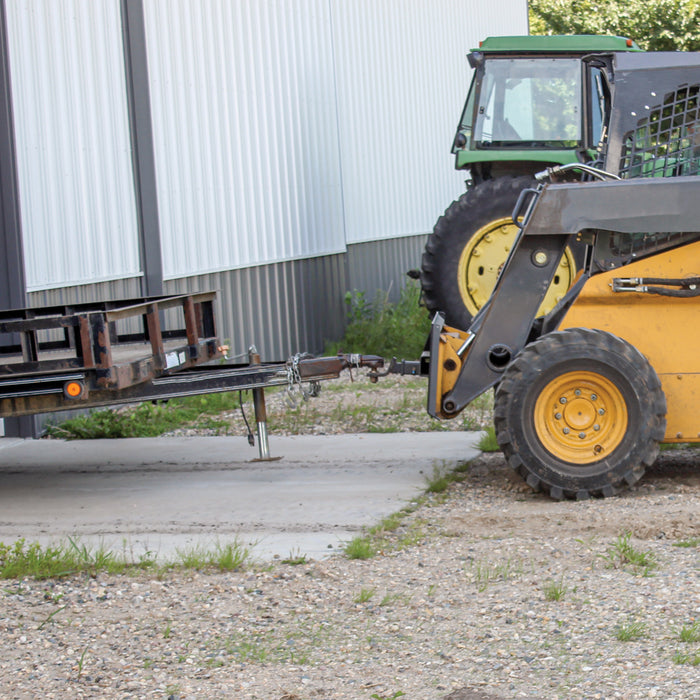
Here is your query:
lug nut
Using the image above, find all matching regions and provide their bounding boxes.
[598,408,605,415]
[594,424,600,431]
[560,397,567,404]
[591,394,597,400]
[563,427,570,434]
[579,432,586,439]
[555,412,562,420]
[574,389,581,396]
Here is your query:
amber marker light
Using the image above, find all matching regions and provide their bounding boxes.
[64,381,85,399]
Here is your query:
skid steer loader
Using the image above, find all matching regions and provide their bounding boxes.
[427,50,700,500]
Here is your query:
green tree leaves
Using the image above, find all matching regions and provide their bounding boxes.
[529,0,700,51]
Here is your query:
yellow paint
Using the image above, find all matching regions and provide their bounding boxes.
[559,240,700,441]
[457,216,577,317]
[433,324,469,417]
[534,370,628,463]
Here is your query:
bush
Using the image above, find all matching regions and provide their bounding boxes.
[327,281,430,359]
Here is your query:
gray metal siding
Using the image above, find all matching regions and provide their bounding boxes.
[346,234,429,302]
[164,254,347,362]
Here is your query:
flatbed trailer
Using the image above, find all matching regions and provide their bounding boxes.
[0,292,388,458]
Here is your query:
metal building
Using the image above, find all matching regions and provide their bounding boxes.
[0,0,528,434]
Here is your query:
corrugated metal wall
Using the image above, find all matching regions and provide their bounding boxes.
[4,0,529,362]
[164,253,347,360]
[143,0,347,279]
[5,0,141,292]
[332,0,528,244]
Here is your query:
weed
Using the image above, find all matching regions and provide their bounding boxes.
[603,532,658,575]
[614,619,647,641]
[673,650,700,665]
[371,692,406,700]
[281,550,307,566]
[477,426,500,452]
[677,621,700,643]
[344,537,376,560]
[174,540,250,572]
[37,604,67,630]
[163,620,173,639]
[354,587,375,603]
[470,558,523,592]
[425,464,451,494]
[673,537,700,548]
[379,593,406,607]
[46,392,243,440]
[76,645,90,679]
[543,577,567,601]
[325,280,430,360]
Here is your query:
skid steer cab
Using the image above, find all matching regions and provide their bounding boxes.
[427,50,700,500]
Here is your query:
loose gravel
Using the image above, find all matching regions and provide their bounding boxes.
[2,376,699,699]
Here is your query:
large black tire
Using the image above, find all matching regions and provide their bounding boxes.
[493,328,666,500]
[421,175,576,330]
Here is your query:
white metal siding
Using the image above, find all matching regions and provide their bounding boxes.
[331,0,529,244]
[144,0,346,279]
[5,0,141,292]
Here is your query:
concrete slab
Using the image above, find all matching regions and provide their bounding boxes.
[0,432,482,561]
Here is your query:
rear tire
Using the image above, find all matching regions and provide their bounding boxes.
[421,176,577,330]
[494,328,666,500]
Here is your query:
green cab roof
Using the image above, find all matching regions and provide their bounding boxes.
[473,35,641,53]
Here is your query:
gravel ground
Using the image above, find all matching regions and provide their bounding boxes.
[2,378,699,699]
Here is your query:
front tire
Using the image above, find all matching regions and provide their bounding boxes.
[421,175,577,330]
[494,328,666,500]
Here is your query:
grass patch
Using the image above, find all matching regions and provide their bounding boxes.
[477,426,500,452]
[603,532,658,575]
[673,537,700,548]
[0,538,251,580]
[470,557,524,592]
[677,621,700,643]
[543,576,568,601]
[46,392,242,440]
[615,619,647,642]
[325,280,430,360]
[173,541,251,572]
[673,650,700,665]
[344,536,376,560]
[354,587,375,603]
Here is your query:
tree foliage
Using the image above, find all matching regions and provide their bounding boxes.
[529,0,700,51]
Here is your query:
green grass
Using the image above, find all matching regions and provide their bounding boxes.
[477,425,500,452]
[46,392,242,440]
[615,619,647,642]
[673,650,700,665]
[673,537,700,548]
[325,280,430,360]
[677,621,700,643]
[603,532,658,575]
[0,537,251,580]
[470,557,524,592]
[543,576,568,601]
[354,587,375,603]
[344,536,376,560]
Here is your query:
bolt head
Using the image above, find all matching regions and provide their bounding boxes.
[563,427,570,434]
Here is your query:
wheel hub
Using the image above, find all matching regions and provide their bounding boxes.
[534,370,627,464]
[457,216,576,317]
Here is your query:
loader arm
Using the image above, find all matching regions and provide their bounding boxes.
[431,176,700,418]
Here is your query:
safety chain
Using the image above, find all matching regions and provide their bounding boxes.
[285,353,312,408]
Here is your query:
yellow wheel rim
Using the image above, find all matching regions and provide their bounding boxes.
[534,371,628,465]
[456,216,576,317]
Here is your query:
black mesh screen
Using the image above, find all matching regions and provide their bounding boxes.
[619,84,700,178]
